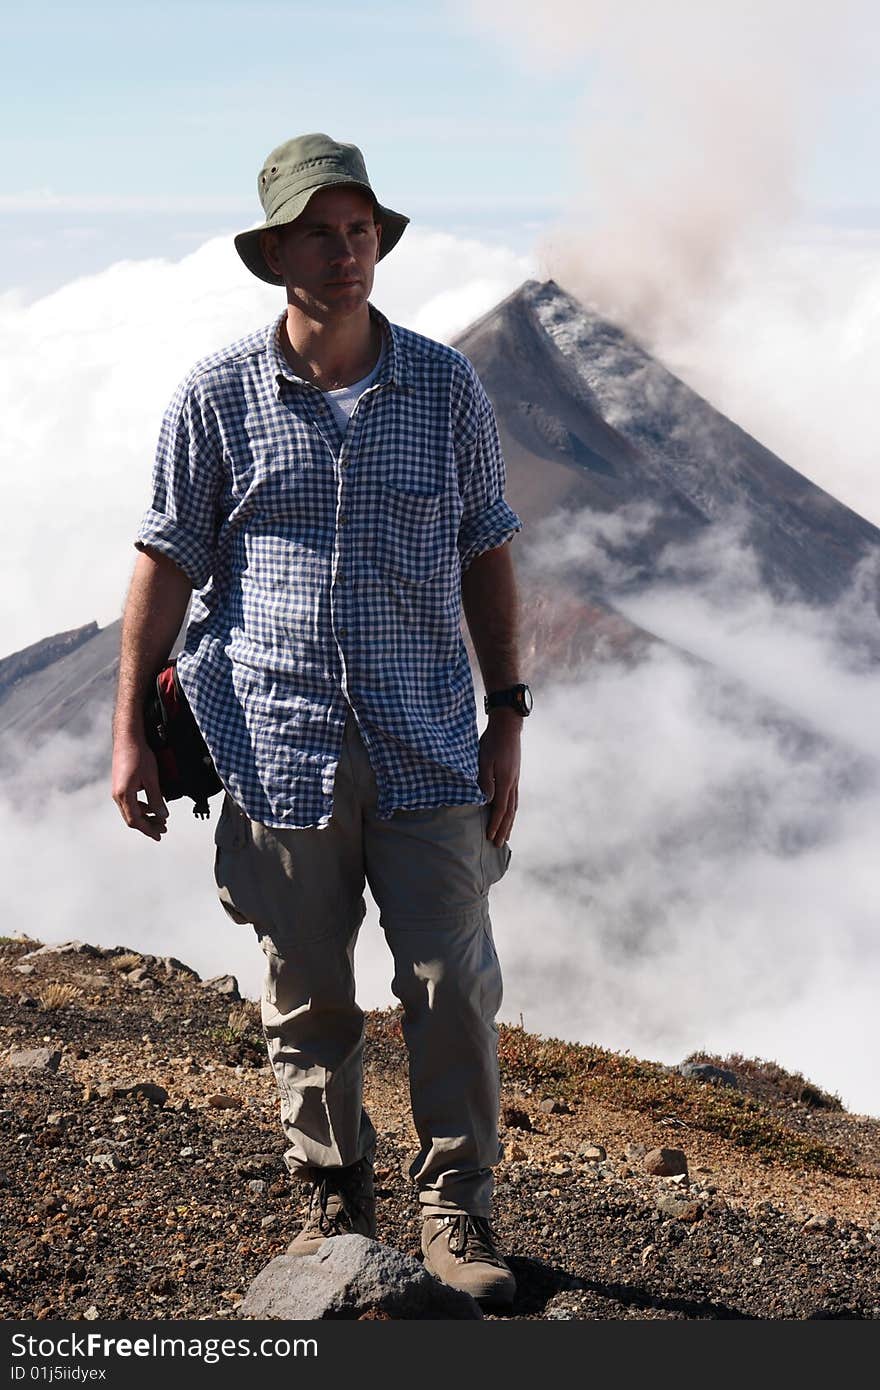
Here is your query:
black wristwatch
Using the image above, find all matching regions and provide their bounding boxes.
[484,683,533,717]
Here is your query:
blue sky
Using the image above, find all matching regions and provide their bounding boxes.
[2,0,581,294]
[3,0,879,297]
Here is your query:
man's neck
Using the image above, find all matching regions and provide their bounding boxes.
[281,305,381,391]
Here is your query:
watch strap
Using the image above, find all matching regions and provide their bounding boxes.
[483,683,532,716]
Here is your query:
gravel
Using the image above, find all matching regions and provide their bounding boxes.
[1,935,878,1321]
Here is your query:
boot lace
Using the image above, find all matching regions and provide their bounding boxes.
[304,1160,372,1237]
[447,1214,508,1268]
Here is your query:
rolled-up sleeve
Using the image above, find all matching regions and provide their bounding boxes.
[134,376,225,590]
[454,359,523,572]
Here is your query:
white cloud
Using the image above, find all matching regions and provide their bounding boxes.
[5,222,877,662]
[494,549,880,1117]
[0,229,534,655]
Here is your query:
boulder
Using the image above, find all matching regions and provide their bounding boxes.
[802,1214,836,1234]
[115,1082,168,1106]
[201,975,241,1000]
[578,1144,607,1162]
[643,1146,689,1178]
[677,1062,738,1089]
[162,957,200,979]
[4,1047,62,1073]
[539,1098,569,1115]
[240,1234,482,1320]
[21,941,102,960]
[656,1193,703,1222]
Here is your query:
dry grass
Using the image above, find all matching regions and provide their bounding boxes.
[227,1002,260,1037]
[205,1001,263,1049]
[108,953,143,972]
[40,982,81,1010]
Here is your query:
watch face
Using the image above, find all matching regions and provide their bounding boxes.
[521,685,533,714]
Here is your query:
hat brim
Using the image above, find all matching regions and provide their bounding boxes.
[234,178,409,286]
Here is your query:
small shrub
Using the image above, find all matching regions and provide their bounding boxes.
[109,953,143,972]
[682,1050,844,1111]
[208,1025,241,1046]
[41,982,81,1010]
[227,1003,260,1037]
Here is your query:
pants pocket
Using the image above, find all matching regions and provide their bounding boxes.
[215,791,252,851]
[213,793,253,924]
[479,804,513,894]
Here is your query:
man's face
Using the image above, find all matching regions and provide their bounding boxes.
[261,185,383,319]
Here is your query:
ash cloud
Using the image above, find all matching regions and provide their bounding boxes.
[463,0,874,335]
[461,0,880,524]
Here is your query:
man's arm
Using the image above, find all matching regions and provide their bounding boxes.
[461,539,522,847]
[111,548,193,842]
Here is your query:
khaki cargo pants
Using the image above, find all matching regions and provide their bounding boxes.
[212,707,512,1217]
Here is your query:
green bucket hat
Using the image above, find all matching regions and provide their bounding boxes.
[234,132,410,286]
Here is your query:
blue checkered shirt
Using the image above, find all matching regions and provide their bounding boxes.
[135,304,523,828]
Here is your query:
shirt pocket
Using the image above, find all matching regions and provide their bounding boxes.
[376,482,443,583]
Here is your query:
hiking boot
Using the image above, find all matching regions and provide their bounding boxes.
[421,1212,516,1309]
[286,1154,376,1256]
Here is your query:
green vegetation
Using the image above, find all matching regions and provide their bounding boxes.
[682,1049,844,1111]
[366,1008,858,1176]
[206,1024,263,1049]
[492,1022,859,1178]
[226,1003,260,1037]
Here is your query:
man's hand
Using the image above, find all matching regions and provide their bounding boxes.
[111,547,192,843]
[478,710,521,846]
[112,732,169,842]
[461,541,524,847]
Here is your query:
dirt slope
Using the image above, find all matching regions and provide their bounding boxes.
[1,936,877,1321]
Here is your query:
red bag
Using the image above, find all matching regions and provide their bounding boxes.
[142,659,223,819]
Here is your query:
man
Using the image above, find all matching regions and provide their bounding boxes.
[111,133,531,1310]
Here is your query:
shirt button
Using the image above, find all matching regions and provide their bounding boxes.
[338,627,348,638]
[338,514,347,526]
[341,458,350,469]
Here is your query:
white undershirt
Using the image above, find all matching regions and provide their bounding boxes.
[321,336,387,437]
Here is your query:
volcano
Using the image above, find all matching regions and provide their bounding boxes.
[453,278,880,607]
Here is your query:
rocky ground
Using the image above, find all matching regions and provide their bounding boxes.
[0,934,878,1320]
